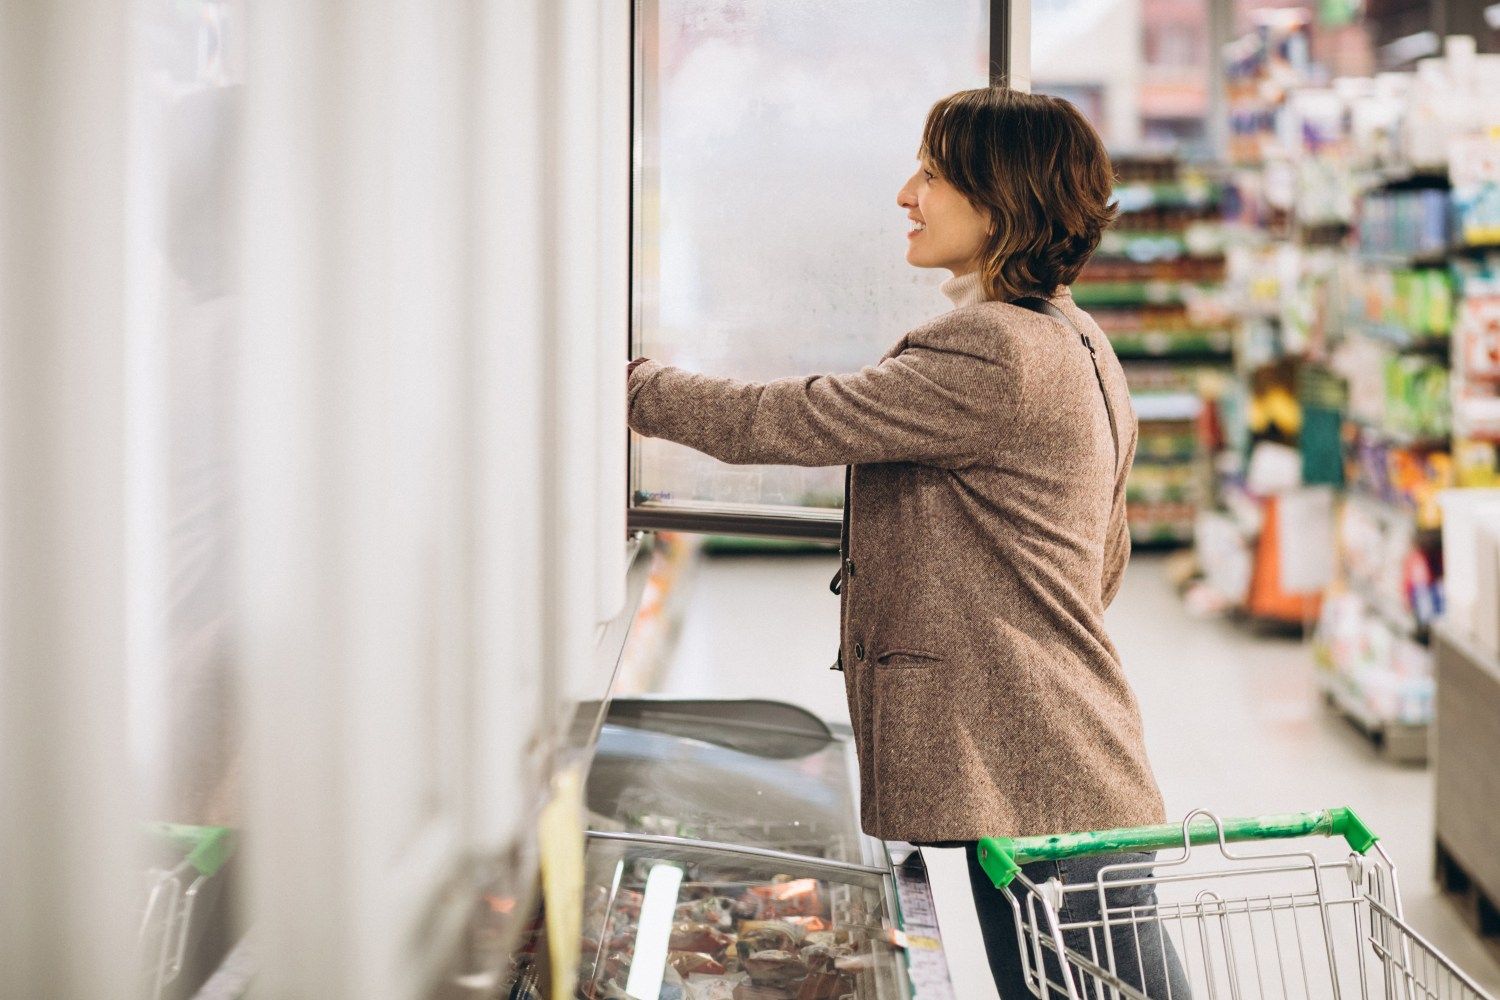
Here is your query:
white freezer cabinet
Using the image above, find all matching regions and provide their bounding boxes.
[503,698,956,1000]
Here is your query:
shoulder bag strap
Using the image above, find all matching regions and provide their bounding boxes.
[1011,295,1121,474]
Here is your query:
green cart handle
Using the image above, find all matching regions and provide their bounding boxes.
[977,807,1378,889]
[148,823,235,878]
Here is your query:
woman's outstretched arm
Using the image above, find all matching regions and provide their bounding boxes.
[627,339,1015,469]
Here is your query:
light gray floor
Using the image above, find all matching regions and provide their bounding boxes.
[656,549,1500,998]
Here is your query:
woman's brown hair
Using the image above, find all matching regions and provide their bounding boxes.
[920,88,1117,302]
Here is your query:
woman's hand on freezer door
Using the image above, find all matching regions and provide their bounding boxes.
[628,357,649,378]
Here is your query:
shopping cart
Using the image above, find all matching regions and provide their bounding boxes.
[975,807,1496,1000]
[138,823,235,1000]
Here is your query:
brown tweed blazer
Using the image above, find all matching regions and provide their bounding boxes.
[627,286,1166,842]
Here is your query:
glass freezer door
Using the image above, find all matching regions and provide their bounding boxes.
[628,0,1026,540]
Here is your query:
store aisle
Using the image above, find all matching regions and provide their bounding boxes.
[658,549,1500,998]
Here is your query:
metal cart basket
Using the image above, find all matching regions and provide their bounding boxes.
[139,823,235,1000]
[975,807,1496,1000]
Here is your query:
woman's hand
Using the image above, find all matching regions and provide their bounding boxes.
[628,357,649,378]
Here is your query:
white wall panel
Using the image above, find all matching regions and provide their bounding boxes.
[240,1,635,996]
[552,0,632,709]
[595,0,633,626]
[238,3,471,996]
[468,0,551,852]
[555,0,606,708]
[2,0,640,995]
[0,3,138,995]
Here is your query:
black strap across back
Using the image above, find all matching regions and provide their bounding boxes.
[1012,295,1120,473]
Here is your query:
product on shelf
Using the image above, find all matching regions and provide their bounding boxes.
[1223,10,1314,168]
[1207,23,1500,719]
[1354,188,1451,260]
[1313,493,1444,729]
[1315,592,1435,725]
[1085,157,1231,546]
[1343,428,1453,530]
[1345,263,1454,342]
[1451,253,1500,443]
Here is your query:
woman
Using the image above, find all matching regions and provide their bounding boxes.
[627,87,1187,998]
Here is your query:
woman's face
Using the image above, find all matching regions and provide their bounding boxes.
[897,154,991,277]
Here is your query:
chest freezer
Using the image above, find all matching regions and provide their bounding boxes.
[505,698,955,1000]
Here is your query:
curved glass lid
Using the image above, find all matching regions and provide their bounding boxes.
[587,706,866,866]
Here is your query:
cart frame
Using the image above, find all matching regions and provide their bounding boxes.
[975,808,1496,1000]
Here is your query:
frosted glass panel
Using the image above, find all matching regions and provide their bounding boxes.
[126,0,244,828]
[633,0,989,515]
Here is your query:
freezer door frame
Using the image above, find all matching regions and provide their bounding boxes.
[625,0,1029,541]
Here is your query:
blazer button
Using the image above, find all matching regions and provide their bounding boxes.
[854,642,865,660]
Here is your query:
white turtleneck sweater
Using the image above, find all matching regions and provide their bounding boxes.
[939,270,986,309]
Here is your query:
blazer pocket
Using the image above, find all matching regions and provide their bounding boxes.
[875,648,945,668]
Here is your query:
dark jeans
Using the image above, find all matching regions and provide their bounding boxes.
[961,846,1191,999]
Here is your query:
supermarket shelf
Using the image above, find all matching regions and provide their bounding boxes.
[1357,249,1452,269]
[1130,524,1195,546]
[1096,232,1225,264]
[1344,322,1450,353]
[1346,419,1451,451]
[1356,163,1449,190]
[1094,251,1227,265]
[1345,485,1417,520]
[1296,221,1352,246]
[1120,351,1234,364]
[1133,453,1201,466]
[1343,488,1445,542]
[1356,244,1500,269]
[1319,675,1430,764]
[1072,281,1221,308]
[1127,487,1197,504]
[1133,392,1204,422]
[1113,181,1222,212]
[1334,579,1428,643]
[1109,330,1233,360]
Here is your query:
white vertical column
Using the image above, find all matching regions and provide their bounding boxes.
[238,3,472,996]
[0,3,137,996]
[468,0,554,848]
[549,0,632,714]
[553,0,606,710]
[595,0,633,627]
[236,2,354,989]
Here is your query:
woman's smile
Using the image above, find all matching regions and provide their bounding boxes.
[897,157,988,273]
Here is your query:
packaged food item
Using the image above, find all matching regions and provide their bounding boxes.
[802,931,842,950]
[783,916,829,934]
[746,879,825,919]
[685,973,747,1000]
[741,949,808,990]
[676,895,736,929]
[794,972,855,1000]
[670,951,728,977]
[735,921,802,955]
[670,922,734,957]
